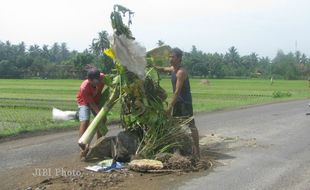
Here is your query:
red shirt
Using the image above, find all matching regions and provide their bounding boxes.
[76,73,105,106]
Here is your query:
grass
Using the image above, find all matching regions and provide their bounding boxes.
[0,78,309,137]
[189,79,309,112]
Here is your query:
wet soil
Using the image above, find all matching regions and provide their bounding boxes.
[10,145,212,190]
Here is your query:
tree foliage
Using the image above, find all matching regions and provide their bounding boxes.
[0,39,309,80]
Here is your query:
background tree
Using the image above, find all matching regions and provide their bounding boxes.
[257,56,271,77]
[183,45,207,76]
[0,60,20,78]
[192,63,207,78]
[272,50,298,79]
[72,50,95,79]
[60,42,70,61]
[91,31,110,56]
[224,46,242,76]
[206,53,225,78]
[0,39,309,80]
[90,31,114,73]
[50,43,61,63]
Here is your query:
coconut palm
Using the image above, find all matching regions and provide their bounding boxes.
[91,31,110,56]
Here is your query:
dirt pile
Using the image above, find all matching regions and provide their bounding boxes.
[29,169,130,190]
[28,148,212,190]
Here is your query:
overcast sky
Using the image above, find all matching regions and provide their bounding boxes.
[1,0,310,58]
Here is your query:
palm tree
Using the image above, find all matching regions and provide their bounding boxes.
[225,46,240,66]
[42,44,50,59]
[50,43,60,62]
[28,44,42,58]
[60,42,70,60]
[91,31,110,56]
[17,42,26,55]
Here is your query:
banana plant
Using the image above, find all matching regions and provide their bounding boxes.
[79,5,190,158]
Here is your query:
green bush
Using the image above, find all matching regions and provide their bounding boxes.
[272,91,292,98]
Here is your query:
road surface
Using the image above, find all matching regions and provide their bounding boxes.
[0,99,309,189]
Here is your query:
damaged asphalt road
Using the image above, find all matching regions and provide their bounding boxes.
[0,99,309,190]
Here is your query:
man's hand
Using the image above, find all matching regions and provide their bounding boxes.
[165,106,172,116]
[89,103,100,114]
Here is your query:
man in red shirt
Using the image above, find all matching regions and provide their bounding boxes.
[77,68,105,139]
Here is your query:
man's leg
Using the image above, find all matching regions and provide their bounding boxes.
[78,105,91,159]
[189,119,200,158]
[79,120,89,137]
[79,120,90,160]
[78,105,91,138]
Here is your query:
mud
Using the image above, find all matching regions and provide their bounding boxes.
[19,146,212,190]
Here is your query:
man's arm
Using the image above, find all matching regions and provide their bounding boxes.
[167,69,186,113]
[81,87,101,114]
[89,102,100,114]
[156,66,173,73]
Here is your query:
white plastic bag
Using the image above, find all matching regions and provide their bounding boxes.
[112,34,147,79]
[52,107,77,121]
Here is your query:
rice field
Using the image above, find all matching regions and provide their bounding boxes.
[0,78,309,137]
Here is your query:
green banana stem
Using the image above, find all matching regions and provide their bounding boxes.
[78,87,120,149]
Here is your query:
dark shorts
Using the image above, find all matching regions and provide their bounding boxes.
[172,101,193,117]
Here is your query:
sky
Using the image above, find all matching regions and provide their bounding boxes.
[1,0,310,58]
